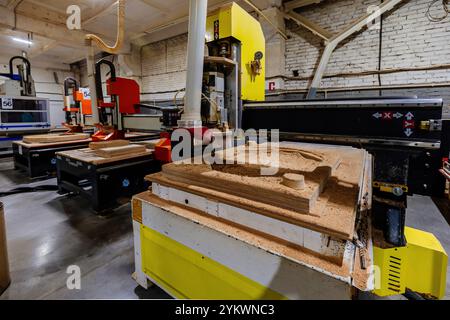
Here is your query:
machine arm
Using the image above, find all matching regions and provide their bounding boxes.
[9,56,31,80]
[95,59,116,105]
[64,77,79,96]
[1,56,35,97]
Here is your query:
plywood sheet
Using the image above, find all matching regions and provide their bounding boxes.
[14,138,92,149]
[23,133,90,144]
[94,145,147,158]
[56,147,152,165]
[89,140,130,150]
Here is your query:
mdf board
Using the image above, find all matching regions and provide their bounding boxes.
[89,140,129,150]
[23,133,90,144]
[0,202,10,294]
[57,148,153,165]
[94,145,147,158]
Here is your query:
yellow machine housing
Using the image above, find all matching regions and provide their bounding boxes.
[140,224,285,299]
[206,3,265,101]
[373,227,448,299]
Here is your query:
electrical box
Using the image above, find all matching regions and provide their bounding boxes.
[0,96,50,133]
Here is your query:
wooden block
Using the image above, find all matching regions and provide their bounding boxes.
[23,133,90,144]
[94,144,147,158]
[282,173,306,190]
[133,139,161,149]
[89,139,129,150]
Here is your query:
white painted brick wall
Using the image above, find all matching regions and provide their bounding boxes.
[285,0,450,90]
[141,34,187,102]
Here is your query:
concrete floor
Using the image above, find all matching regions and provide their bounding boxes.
[0,157,449,300]
[0,158,170,299]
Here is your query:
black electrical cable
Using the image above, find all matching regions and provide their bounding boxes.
[0,185,58,198]
[427,0,450,22]
[378,0,384,96]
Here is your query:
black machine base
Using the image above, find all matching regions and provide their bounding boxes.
[56,153,161,212]
[13,140,91,179]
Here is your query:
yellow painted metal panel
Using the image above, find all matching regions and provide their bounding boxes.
[373,227,447,299]
[206,3,265,101]
[140,225,287,300]
[373,244,407,297]
[403,227,447,299]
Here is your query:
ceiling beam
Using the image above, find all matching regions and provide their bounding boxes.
[27,40,59,58]
[0,4,129,53]
[82,0,118,25]
[131,0,253,45]
[285,11,333,41]
[6,0,23,10]
[284,0,324,12]
[138,0,172,13]
[242,0,288,39]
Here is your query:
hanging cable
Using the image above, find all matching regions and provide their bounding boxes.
[378,0,384,96]
[427,0,450,22]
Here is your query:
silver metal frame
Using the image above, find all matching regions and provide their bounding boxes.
[279,132,441,150]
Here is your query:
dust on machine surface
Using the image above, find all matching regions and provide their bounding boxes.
[0,0,448,304]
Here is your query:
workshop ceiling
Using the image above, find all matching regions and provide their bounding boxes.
[0,0,297,68]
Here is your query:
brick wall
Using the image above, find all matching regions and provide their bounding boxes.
[140,34,188,103]
[285,0,450,91]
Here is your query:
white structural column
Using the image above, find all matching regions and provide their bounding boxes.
[86,44,100,123]
[307,0,407,99]
[179,0,208,128]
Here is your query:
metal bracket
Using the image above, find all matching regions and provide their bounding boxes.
[420,119,442,132]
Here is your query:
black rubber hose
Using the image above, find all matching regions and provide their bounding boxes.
[95,59,117,103]
[64,77,79,96]
[9,56,31,78]
[0,185,58,198]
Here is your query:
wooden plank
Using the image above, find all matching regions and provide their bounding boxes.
[204,56,237,66]
[23,133,90,144]
[14,138,92,149]
[94,145,147,158]
[133,139,163,150]
[56,148,153,165]
[89,140,130,150]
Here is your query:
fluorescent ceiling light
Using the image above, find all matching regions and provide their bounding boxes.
[12,37,33,45]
